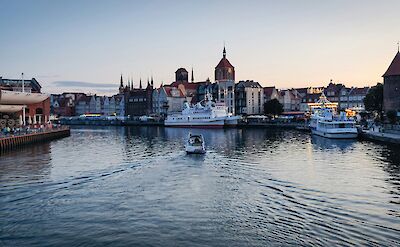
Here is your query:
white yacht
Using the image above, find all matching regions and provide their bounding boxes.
[185,133,206,154]
[309,94,358,139]
[165,92,240,128]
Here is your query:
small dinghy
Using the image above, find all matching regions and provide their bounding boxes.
[185,133,206,154]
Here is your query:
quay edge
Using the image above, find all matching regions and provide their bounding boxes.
[0,127,71,152]
[359,130,400,145]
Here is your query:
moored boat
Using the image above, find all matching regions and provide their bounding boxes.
[165,92,238,128]
[309,94,358,139]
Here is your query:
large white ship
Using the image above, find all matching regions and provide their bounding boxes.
[309,94,358,139]
[165,92,240,128]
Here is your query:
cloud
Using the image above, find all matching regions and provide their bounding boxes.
[52,81,117,88]
[37,75,60,79]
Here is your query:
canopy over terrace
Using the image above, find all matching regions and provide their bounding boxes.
[0,90,49,105]
[0,105,24,113]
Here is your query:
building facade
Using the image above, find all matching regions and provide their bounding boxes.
[124,80,153,117]
[383,50,400,113]
[263,86,279,103]
[235,80,264,115]
[152,86,186,116]
[279,89,302,112]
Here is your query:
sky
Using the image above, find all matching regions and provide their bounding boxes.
[0,0,399,95]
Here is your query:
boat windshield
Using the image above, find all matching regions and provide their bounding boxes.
[189,136,203,146]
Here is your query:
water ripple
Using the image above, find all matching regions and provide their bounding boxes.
[1,126,400,246]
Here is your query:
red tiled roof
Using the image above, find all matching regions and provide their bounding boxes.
[263,87,275,97]
[170,81,201,91]
[350,87,370,95]
[383,51,400,77]
[295,87,308,94]
[215,58,234,69]
[303,93,321,101]
[76,95,92,103]
[183,83,199,91]
[163,86,184,97]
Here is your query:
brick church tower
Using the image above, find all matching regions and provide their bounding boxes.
[383,48,400,113]
[215,46,235,81]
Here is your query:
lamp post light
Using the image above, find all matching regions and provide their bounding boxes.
[22,73,26,127]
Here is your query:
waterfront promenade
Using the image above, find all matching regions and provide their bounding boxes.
[0,126,70,152]
[361,129,400,145]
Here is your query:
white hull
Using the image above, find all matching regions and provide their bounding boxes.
[185,146,206,154]
[311,129,358,139]
[165,118,225,128]
[224,116,240,126]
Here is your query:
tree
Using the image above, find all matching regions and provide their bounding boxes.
[264,99,284,116]
[363,83,383,114]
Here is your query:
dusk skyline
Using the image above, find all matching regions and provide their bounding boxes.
[1,0,399,94]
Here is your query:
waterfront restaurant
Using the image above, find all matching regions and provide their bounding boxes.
[0,77,50,128]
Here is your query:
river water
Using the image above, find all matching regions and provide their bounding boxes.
[1,126,399,246]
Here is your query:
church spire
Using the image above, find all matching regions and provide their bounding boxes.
[151,76,154,87]
[191,68,194,82]
[120,74,124,87]
[131,77,134,90]
[223,46,226,59]
[139,78,142,89]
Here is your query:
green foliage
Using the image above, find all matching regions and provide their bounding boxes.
[386,110,398,124]
[363,83,383,113]
[264,99,283,116]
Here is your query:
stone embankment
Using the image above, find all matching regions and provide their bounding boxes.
[0,127,70,152]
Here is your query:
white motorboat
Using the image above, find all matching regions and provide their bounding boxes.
[309,94,358,139]
[185,133,206,154]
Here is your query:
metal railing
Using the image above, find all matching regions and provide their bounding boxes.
[0,125,68,139]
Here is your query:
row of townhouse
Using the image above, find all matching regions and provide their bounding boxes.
[272,83,370,113]
[51,93,125,117]
[51,80,370,118]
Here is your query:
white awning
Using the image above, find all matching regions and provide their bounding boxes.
[0,90,49,105]
[0,104,24,113]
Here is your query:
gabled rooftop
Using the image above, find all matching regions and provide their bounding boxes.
[383,51,400,77]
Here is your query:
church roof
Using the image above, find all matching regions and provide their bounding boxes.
[215,57,234,69]
[215,47,234,69]
[175,68,188,73]
[383,51,400,77]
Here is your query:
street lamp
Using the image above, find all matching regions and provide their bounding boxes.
[21,73,26,126]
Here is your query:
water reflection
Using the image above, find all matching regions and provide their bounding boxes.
[367,144,400,208]
[1,126,400,246]
[0,143,52,184]
[311,135,356,151]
